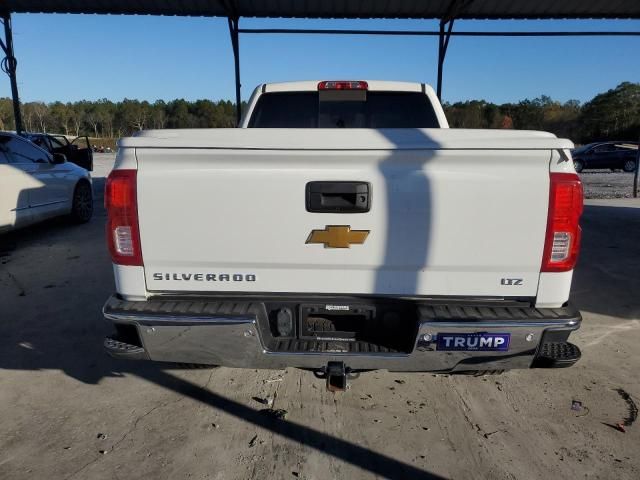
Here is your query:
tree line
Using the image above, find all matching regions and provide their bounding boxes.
[444,82,639,142]
[0,98,240,139]
[0,82,638,143]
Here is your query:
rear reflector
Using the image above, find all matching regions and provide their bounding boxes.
[541,172,583,272]
[105,169,142,266]
[318,81,368,91]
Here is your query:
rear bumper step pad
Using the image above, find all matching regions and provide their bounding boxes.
[532,342,581,368]
[104,336,148,360]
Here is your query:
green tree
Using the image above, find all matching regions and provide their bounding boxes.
[49,101,72,135]
[0,98,15,131]
[580,82,640,142]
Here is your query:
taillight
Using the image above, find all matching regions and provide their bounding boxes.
[318,81,368,91]
[105,169,142,266]
[541,172,583,272]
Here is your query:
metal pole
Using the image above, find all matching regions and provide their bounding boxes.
[227,16,241,126]
[633,139,640,198]
[437,21,444,100]
[437,19,454,101]
[237,28,640,37]
[1,13,24,135]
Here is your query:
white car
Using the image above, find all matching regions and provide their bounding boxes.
[0,132,93,233]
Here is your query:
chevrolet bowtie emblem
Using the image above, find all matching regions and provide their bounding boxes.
[306,226,370,248]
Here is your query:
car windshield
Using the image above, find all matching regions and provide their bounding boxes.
[248,91,440,128]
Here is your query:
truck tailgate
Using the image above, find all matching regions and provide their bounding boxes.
[136,137,552,298]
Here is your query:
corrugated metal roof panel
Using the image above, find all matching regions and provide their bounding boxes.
[4,0,640,19]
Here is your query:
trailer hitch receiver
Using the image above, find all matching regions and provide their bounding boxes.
[311,361,354,392]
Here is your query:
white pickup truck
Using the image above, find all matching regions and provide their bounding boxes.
[103,81,583,389]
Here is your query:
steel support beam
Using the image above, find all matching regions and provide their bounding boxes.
[436,0,472,100]
[437,19,455,100]
[634,139,640,198]
[1,12,23,135]
[237,29,640,37]
[227,16,241,126]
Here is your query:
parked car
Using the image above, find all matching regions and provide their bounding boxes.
[26,132,93,171]
[103,80,583,391]
[0,131,93,233]
[571,141,639,173]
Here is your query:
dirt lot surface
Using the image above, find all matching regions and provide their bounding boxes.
[580,171,638,199]
[1,154,639,480]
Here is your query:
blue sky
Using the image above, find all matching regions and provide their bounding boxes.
[3,14,639,104]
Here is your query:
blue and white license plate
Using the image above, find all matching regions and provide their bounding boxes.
[436,333,510,351]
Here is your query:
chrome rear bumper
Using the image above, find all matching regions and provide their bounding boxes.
[103,295,581,373]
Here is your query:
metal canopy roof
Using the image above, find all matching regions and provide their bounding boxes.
[4,0,640,20]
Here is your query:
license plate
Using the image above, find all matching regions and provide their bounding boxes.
[436,333,510,351]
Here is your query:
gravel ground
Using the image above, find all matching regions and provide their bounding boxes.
[1,154,639,480]
[580,171,638,199]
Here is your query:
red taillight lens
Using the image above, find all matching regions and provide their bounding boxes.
[318,81,368,91]
[105,169,142,266]
[541,173,583,272]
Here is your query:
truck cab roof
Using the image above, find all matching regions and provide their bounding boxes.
[260,80,431,93]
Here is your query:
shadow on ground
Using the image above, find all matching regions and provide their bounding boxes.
[571,204,640,320]
[0,178,444,479]
[1,180,638,480]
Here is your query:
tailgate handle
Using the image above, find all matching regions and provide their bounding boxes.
[306,181,370,213]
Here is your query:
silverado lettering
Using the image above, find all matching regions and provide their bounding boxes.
[152,273,257,282]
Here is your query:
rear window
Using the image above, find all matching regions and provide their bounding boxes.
[248,91,440,128]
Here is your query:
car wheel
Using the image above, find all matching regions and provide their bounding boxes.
[573,159,584,173]
[70,181,93,223]
[623,160,636,172]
